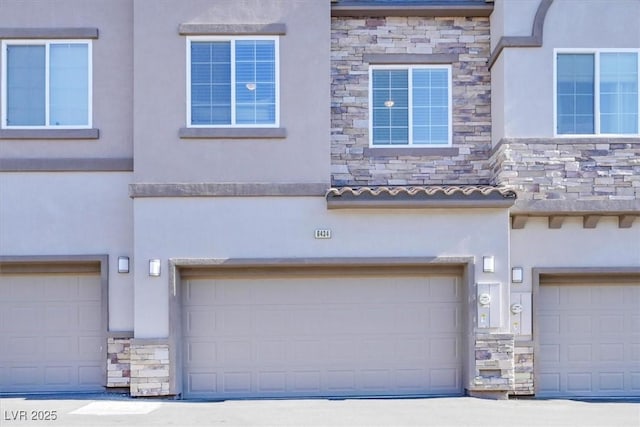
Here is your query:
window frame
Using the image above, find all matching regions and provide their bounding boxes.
[368,64,453,148]
[186,35,280,129]
[553,48,640,137]
[1,39,93,130]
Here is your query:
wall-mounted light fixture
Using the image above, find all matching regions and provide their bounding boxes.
[511,267,524,283]
[149,259,161,277]
[384,100,395,108]
[246,83,256,91]
[117,256,130,274]
[483,256,495,273]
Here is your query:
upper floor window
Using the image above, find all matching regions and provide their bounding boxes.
[187,36,279,127]
[370,65,452,147]
[556,50,639,135]
[1,40,92,129]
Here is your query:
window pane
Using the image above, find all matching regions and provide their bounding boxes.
[600,52,638,134]
[412,68,449,145]
[190,42,231,125]
[371,69,409,146]
[50,43,88,126]
[235,40,276,125]
[6,45,46,126]
[557,54,594,134]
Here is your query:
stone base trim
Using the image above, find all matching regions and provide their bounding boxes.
[511,342,534,396]
[471,333,515,393]
[130,340,171,397]
[107,336,132,388]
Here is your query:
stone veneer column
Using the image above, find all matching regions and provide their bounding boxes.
[511,342,534,396]
[469,333,515,399]
[129,339,171,397]
[106,336,132,388]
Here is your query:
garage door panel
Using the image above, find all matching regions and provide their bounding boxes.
[182,275,463,398]
[538,280,640,398]
[0,273,104,393]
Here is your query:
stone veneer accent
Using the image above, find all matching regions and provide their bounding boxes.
[331,16,492,186]
[511,342,534,396]
[107,336,132,388]
[471,333,515,398]
[130,340,171,397]
[492,138,640,202]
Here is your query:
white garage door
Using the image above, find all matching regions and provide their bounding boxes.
[538,278,640,398]
[182,273,463,399]
[0,273,105,393]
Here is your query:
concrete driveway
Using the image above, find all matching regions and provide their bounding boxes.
[1,394,638,426]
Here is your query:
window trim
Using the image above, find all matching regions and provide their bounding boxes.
[368,64,453,148]
[185,35,280,129]
[553,48,640,137]
[1,39,93,130]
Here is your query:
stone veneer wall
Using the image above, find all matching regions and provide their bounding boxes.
[107,336,132,388]
[130,340,171,397]
[511,342,534,396]
[331,16,491,186]
[492,138,640,201]
[472,333,514,398]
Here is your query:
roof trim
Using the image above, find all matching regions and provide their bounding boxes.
[487,0,553,69]
[326,185,517,209]
[331,5,493,18]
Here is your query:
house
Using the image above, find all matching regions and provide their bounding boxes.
[0,0,638,400]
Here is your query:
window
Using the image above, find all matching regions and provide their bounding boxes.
[1,40,92,129]
[556,50,639,135]
[370,65,452,147]
[187,36,279,127]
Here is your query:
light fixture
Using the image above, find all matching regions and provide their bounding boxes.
[384,100,395,108]
[511,267,524,283]
[149,259,161,277]
[117,256,130,274]
[483,256,495,273]
[246,83,256,91]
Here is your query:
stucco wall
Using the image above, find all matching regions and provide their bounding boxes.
[0,0,133,159]
[132,197,510,338]
[331,16,492,186]
[132,0,330,184]
[0,172,134,331]
[492,0,640,141]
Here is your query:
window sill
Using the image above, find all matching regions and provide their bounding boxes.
[0,128,99,140]
[179,127,287,139]
[364,147,459,157]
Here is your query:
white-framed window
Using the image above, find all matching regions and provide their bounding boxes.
[1,40,92,129]
[369,64,452,147]
[554,49,639,136]
[186,36,279,128]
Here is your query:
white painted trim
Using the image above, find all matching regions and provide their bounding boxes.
[1,39,93,130]
[553,48,640,138]
[185,35,280,129]
[368,64,453,148]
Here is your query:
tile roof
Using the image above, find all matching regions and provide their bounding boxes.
[326,185,517,209]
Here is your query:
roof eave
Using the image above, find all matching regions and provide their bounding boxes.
[331,5,494,18]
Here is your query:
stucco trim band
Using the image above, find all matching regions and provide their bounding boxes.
[487,0,553,69]
[178,23,286,36]
[331,5,493,18]
[178,127,287,139]
[0,158,133,172]
[0,128,99,139]
[0,27,99,39]
[364,147,460,157]
[129,183,329,198]
[364,53,459,65]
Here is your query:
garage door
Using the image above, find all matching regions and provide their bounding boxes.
[538,276,640,397]
[182,272,463,399]
[0,273,105,393]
